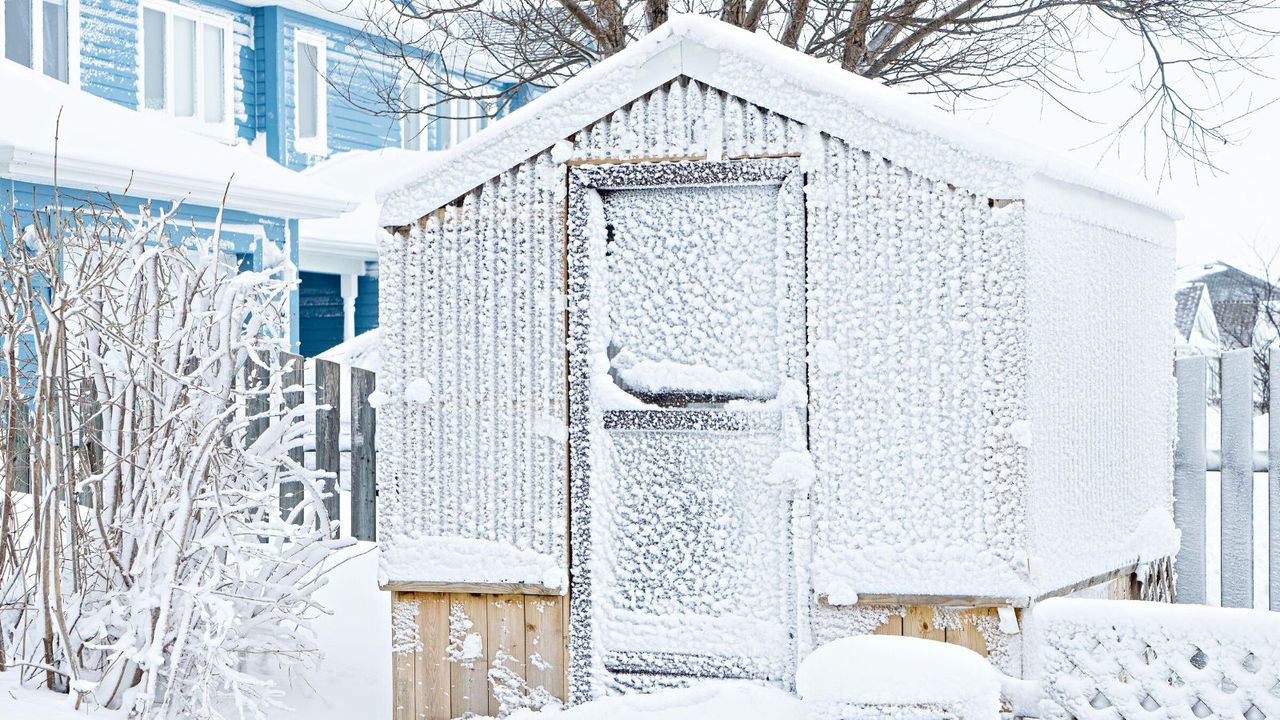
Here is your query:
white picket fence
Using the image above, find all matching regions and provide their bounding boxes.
[1174,347,1280,609]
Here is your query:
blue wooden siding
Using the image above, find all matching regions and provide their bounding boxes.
[277,12,399,169]
[297,270,344,356]
[78,0,139,107]
[68,0,521,167]
[75,0,259,144]
[355,273,378,335]
[1,177,299,347]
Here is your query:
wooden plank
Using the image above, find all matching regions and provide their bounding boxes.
[525,596,566,702]
[1034,564,1141,603]
[11,402,30,494]
[315,358,342,534]
[244,360,270,446]
[1271,347,1280,612]
[873,612,904,637]
[1174,355,1208,605]
[903,606,944,642]
[391,592,416,720]
[350,366,377,541]
[449,594,489,718]
[944,609,994,657]
[1220,348,1254,608]
[280,352,304,522]
[382,581,565,596]
[416,593,451,720]
[487,595,526,715]
[831,593,1030,609]
[77,381,99,506]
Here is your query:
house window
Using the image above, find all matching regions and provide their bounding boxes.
[3,0,75,83]
[294,31,327,154]
[139,1,230,131]
[440,94,488,147]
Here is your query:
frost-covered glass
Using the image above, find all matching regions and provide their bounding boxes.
[201,24,224,124]
[142,8,166,110]
[173,16,196,118]
[601,184,788,401]
[3,0,32,68]
[595,419,795,680]
[40,0,66,81]
[297,41,320,139]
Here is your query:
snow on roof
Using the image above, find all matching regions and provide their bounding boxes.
[300,148,425,256]
[0,63,354,219]
[379,14,1180,226]
[1174,282,1207,341]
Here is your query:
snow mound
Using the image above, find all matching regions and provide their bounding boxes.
[379,535,568,591]
[510,681,804,719]
[797,636,1001,719]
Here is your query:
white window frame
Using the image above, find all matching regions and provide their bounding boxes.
[293,29,328,156]
[136,0,234,140]
[441,93,487,148]
[0,0,80,86]
[400,73,431,152]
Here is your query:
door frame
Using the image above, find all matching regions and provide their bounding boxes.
[564,158,807,701]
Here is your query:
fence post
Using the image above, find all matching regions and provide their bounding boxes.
[1270,346,1280,612]
[350,366,376,542]
[1174,355,1207,605]
[315,358,342,536]
[11,401,30,494]
[1220,348,1254,608]
[280,352,304,523]
[244,359,271,447]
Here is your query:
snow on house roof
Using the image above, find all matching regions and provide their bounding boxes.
[0,63,354,219]
[378,14,1180,226]
[1174,282,1206,341]
[299,147,425,258]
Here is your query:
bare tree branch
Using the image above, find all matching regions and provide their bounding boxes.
[334,0,1280,174]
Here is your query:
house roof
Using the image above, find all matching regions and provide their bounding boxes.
[300,147,426,260]
[1174,283,1205,341]
[0,62,354,219]
[378,14,1180,226]
[1177,262,1279,348]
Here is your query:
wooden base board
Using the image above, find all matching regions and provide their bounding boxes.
[874,607,1002,656]
[391,591,569,720]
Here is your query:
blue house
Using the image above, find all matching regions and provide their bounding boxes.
[1,0,519,355]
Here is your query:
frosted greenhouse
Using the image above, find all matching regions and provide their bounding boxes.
[372,14,1179,717]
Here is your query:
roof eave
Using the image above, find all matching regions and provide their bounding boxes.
[3,149,356,220]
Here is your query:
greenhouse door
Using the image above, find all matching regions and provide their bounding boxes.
[566,158,809,693]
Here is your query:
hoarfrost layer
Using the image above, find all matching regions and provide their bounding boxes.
[1023,178,1176,595]
[806,138,1030,599]
[1033,598,1280,720]
[377,71,1178,700]
[379,15,1178,226]
[376,155,568,587]
[603,184,788,398]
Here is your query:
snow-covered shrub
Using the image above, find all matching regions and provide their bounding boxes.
[0,200,347,718]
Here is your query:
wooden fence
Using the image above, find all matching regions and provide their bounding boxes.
[4,354,379,541]
[1174,347,1279,609]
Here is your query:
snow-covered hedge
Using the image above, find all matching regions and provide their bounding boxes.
[0,202,347,718]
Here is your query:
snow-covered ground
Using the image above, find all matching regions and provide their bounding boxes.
[270,543,391,719]
[0,543,390,720]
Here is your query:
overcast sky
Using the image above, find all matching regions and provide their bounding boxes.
[953,31,1279,277]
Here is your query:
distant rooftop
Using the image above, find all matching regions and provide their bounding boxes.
[1176,262,1279,348]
